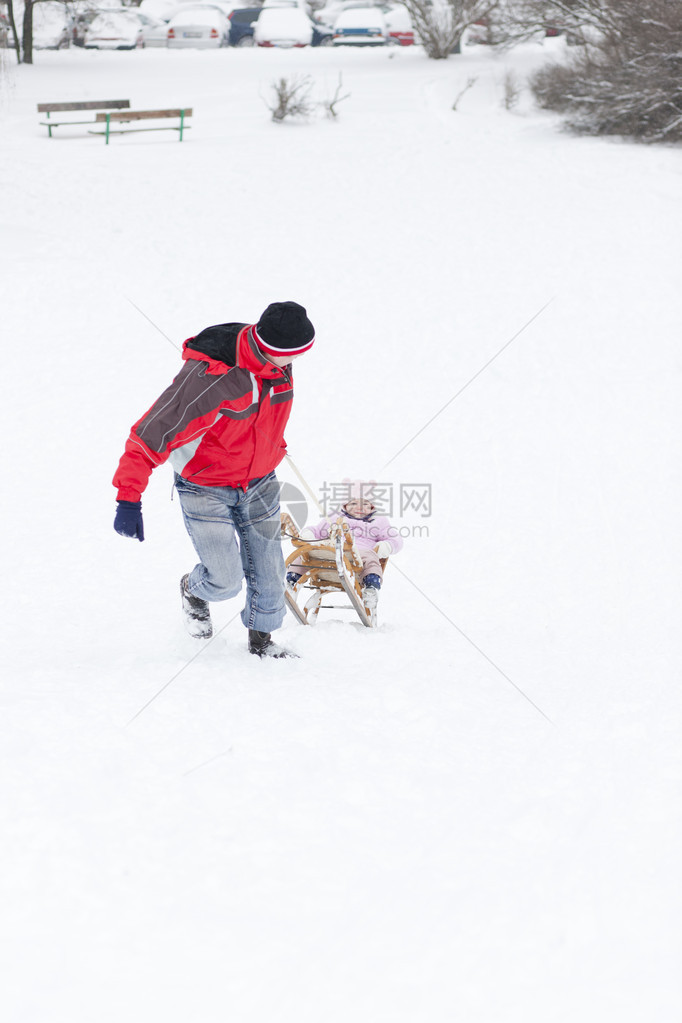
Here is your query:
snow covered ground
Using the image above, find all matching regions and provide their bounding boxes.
[1,38,680,1022]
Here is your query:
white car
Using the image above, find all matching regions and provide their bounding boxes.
[166,6,230,47]
[84,10,145,48]
[33,2,72,49]
[332,7,388,45]
[70,1,122,46]
[254,7,313,47]
[313,1,368,27]
[262,0,313,12]
[173,0,236,14]
[138,0,180,19]
[136,12,172,46]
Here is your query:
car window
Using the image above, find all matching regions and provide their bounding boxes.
[232,9,261,23]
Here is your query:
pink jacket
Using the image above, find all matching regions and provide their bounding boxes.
[305,510,404,554]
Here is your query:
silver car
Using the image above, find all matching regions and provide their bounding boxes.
[166,5,230,47]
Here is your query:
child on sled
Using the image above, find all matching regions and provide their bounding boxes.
[286,484,403,608]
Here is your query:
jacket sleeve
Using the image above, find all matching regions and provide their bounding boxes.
[372,517,404,554]
[112,360,241,501]
[308,517,332,540]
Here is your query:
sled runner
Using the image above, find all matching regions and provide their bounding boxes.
[281,514,387,629]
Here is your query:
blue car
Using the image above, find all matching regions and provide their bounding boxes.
[228,7,333,47]
[228,8,261,46]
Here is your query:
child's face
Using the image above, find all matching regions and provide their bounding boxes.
[345,498,373,517]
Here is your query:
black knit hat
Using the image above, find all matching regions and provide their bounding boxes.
[255,301,315,357]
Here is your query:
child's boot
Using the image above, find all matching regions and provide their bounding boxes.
[362,573,382,610]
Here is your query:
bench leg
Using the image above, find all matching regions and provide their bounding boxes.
[105,113,110,145]
[179,110,185,142]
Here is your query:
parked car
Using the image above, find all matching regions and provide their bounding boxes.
[71,0,125,46]
[253,4,333,46]
[136,11,172,46]
[332,7,387,45]
[228,7,262,46]
[310,19,333,45]
[33,2,73,49]
[166,5,230,47]
[138,0,181,19]
[172,0,236,19]
[254,7,314,47]
[313,0,367,27]
[84,9,145,48]
[383,3,413,45]
[263,0,314,11]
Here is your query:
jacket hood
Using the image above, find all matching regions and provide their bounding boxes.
[183,323,288,380]
[184,322,244,368]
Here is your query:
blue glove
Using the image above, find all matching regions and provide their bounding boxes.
[114,500,144,542]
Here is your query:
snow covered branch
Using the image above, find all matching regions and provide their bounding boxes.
[527,0,682,142]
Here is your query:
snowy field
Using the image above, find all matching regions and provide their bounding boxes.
[1,37,681,1022]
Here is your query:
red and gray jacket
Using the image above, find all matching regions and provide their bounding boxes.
[113,323,295,502]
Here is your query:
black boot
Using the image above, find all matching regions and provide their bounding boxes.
[180,574,213,639]
[248,629,298,659]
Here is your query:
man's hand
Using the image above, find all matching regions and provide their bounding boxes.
[114,500,144,542]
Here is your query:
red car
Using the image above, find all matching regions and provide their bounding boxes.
[383,3,414,46]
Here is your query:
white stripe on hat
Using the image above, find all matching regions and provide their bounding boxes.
[253,325,315,356]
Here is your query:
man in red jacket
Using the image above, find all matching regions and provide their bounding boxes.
[113,301,315,658]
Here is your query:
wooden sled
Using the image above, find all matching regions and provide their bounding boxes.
[281,513,387,629]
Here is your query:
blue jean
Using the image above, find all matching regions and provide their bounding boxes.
[175,471,285,633]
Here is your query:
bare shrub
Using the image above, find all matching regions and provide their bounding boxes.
[501,69,521,109]
[452,75,478,110]
[527,1,682,142]
[497,1,622,47]
[321,74,351,120]
[267,76,314,123]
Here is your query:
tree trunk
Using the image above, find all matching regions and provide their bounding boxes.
[22,0,34,65]
[6,0,22,62]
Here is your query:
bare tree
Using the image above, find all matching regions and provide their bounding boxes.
[22,0,37,64]
[501,68,521,109]
[400,0,500,59]
[525,0,682,142]
[4,0,22,62]
[267,76,315,123]
[7,0,73,64]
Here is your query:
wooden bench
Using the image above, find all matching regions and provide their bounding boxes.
[89,109,193,144]
[38,100,130,138]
